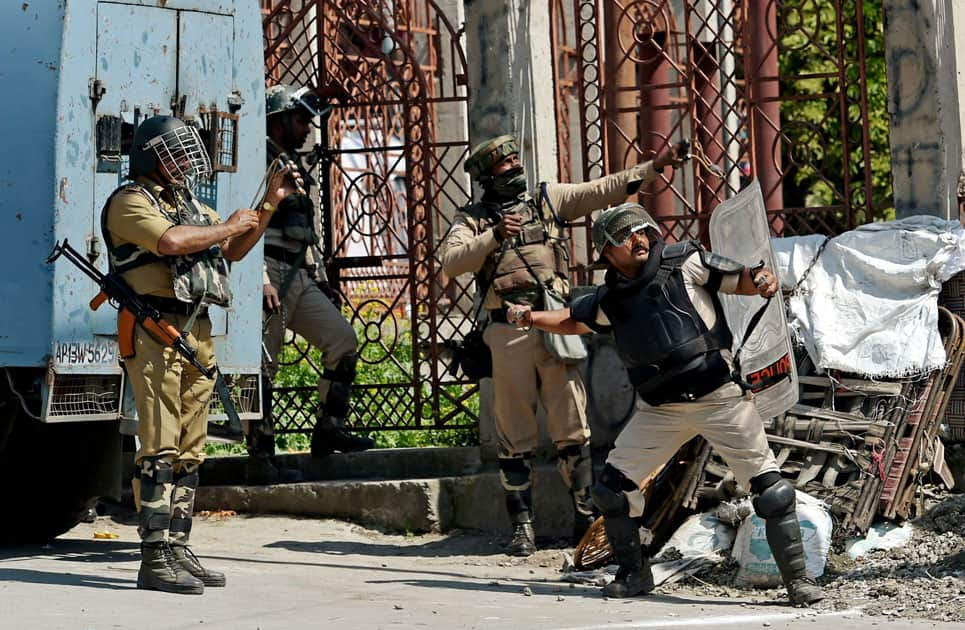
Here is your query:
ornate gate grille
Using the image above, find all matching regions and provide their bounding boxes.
[550,0,890,261]
[262,0,477,434]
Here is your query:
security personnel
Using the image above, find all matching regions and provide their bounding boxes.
[441,136,684,555]
[103,115,290,594]
[506,204,823,606]
[258,84,373,462]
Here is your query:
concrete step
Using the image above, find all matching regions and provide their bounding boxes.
[196,452,578,540]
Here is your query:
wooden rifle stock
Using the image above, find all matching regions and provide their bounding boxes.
[48,239,244,439]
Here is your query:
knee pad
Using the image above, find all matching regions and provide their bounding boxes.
[137,456,174,484]
[323,353,358,384]
[498,455,533,492]
[590,464,636,516]
[751,473,796,519]
[557,443,592,489]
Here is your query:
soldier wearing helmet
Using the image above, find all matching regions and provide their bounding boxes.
[503,203,823,607]
[441,134,686,556]
[254,83,373,481]
[102,115,293,594]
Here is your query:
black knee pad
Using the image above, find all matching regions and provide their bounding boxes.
[590,464,636,516]
[139,457,174,483]
[498,455,533,491]
[323,353,359,384]
[751,473,796,519]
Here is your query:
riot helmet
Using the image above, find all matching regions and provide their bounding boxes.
[129,115,211,190]
[464,135,527,198]
[591,203,660,265]
[266,84,332,119]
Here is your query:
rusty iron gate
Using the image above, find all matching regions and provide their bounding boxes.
[550,0,890,267]
[262,0,478,435]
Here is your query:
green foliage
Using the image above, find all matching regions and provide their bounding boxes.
[247,306,479,452]
[777,0,893,226]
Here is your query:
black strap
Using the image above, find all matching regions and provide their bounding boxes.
[731,296,773,390]
[274,243,310,301]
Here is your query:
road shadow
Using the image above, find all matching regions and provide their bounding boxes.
[0,567,133,591]
[265,533,574,559]
[0,538,139,564]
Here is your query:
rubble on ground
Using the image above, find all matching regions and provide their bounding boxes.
[657,492,965,622]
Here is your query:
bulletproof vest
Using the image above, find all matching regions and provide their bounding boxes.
[100,182,233,307]
[267,143,318,246]
[598,241,733,405]
[469,195,563,306]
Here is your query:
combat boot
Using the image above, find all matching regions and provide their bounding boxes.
[171,544,227,587]
[311,424,374,456]
[507,521,536,557]
[765,511,824,606]
[137,542,204,595]
[601,514,654,598]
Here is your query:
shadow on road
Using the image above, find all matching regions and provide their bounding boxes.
[0,538,139,563]
[0,567,133,591]
[265,535,509,558]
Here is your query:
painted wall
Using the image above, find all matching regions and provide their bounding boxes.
[883,0,963,219]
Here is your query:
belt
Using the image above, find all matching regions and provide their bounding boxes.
[264,244,310,268]
[142,296,209,318]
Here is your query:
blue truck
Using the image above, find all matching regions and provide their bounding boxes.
[0,0,267,541]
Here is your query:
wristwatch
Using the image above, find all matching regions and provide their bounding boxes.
[261,200,276,213]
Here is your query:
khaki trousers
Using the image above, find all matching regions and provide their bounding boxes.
[484,322,590,456]
[263,258,358,405]
[125,313,215,469]
[609,383,779,517]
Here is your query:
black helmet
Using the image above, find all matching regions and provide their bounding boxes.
[129,115,211,189]
[265,84,331,119]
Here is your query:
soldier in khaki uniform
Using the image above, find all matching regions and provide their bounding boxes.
[103,115,291,594]
[440,135,685,555]
[255,84,373,467]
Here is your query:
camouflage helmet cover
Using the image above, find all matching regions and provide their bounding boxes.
[591,203,660,259]
[265,84,332,118]
[463,135,519,180]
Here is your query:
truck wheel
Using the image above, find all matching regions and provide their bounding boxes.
[0,405,122,544]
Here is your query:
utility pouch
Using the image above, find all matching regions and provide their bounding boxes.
[450,329,492,380]
[542,287,588,363]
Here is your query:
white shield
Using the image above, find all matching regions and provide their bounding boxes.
[708,180,798,419]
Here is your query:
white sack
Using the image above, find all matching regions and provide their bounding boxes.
[772,216,965,377]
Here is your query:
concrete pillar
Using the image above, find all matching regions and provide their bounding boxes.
[882,0,962,219]
[745,0,784,230]
[464,0,559,187]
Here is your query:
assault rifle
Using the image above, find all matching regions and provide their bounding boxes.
[46,239,243,441]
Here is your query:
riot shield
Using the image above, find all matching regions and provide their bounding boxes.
[709,180,798,419]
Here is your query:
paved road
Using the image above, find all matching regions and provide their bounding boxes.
[0,513,959,630]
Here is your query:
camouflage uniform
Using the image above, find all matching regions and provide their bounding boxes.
[440,135,661,553]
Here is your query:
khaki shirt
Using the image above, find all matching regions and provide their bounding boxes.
[441,161,660,310]
[105,177,221,298]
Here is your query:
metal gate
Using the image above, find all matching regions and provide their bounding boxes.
[550,0,890,264]
[262,0,477,435]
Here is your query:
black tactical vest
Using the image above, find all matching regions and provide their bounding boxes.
[267,142,317,246]
[597,241,734,405]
